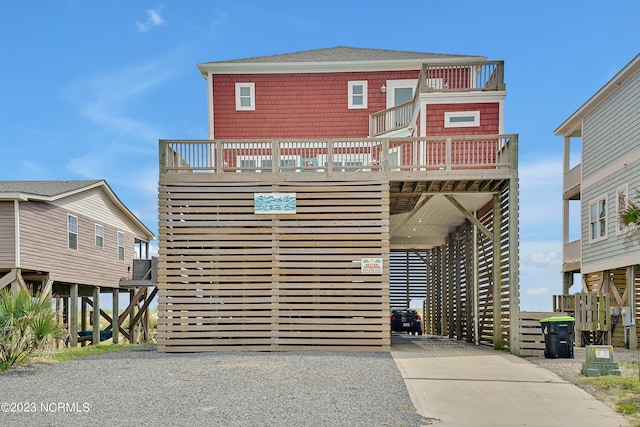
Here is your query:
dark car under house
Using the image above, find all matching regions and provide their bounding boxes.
[391,308,422,335]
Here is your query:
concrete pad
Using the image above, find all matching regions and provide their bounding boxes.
[391,335,632,426]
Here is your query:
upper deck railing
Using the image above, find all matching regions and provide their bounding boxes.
[370,61,505,137]
[160,135,517,175]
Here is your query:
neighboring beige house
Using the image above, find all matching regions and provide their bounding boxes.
[0,180,156,346]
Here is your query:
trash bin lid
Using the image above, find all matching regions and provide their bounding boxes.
[539,316,575,322]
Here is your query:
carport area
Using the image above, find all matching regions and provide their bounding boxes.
[388,176,519,353]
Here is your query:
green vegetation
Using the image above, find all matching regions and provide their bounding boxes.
[53,342,134,362]
[622,190,640,228]
[577,364,640,422]
[0,289,63,371]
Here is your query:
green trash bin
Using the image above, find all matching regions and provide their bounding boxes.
[539,316,575,359]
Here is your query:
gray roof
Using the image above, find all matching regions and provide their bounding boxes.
[0,180,103,197]
[0,180,154,239]
[202,46,478,65]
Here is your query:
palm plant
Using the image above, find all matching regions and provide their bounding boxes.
[622,190,640,228]
[0,289,63,370]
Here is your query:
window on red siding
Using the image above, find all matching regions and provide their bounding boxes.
[444,111,480,128]
[348,81,368,109]
[235,82,255,111]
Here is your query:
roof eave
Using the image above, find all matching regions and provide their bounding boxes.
[555,53,640,136]
[197,56,488,77]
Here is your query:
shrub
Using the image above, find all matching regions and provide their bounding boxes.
[0,289,63,371]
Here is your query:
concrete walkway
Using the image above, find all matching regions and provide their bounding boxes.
[391,335,632,426]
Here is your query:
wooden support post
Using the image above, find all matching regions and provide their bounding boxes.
[112,289,119,344]
[92,287,100,345]
[628,266,637,350]
[69,284,78,348]
[508,175,520,355]
[129,289,135,344]
[81,297,88,347]
[603,271,612,346]
[41,276,54,297]
[473,217,480,345]
[492,193,503,350]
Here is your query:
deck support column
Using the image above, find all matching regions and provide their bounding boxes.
[112,289,119,344]
[492,194,503,350]
[508,176,520,355]
[473,217,480,345]
[627,266,637,350]
[81,297,88,347]
[69,284,78,347]
[129,289,135,344]
[92,287,100,345]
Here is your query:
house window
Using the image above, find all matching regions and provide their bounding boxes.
[95,224,104,248]
[235,83,255,111]
[616,185,629,235]
[117,231,125,261]
[589,196,607,242]
[348,81,368,109]
[68,215,78,250]
[444,111,480,128]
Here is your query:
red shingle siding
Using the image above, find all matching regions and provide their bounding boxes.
[213,71,419,139]
[426,103,500,136]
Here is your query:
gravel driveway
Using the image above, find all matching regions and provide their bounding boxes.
[0,345,427,427]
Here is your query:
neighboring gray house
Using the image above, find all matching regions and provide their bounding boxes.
[556,54,640,349]
[0,180,156,346]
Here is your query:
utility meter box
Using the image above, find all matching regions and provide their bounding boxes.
[621,307,635,326]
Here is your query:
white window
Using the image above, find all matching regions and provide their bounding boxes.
[444,111,480,128]
[68,215,78,250]
[616,185,629,235]
[117,231,125,261]
[235,83,255,111]
[348,81,368,109]
[95,224,104,248]
[589,196,607,242]
[386,79,417,108]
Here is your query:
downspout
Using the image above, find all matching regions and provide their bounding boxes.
[207,71,215,140]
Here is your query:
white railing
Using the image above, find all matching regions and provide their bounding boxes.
[369,61,505,136]
[160,135,517,174]
[564,163,582,194]
[564,239,581,264]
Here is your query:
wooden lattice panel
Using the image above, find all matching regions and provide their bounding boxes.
[157,175,390,351]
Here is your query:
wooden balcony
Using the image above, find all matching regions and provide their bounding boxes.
[369,61,505,137]
[563,239,581,272]
[563,163,581,200]
[160,134,517,178]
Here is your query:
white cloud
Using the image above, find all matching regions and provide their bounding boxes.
[63,53,183,144]
[519,240,562,311]
[136,7,166,33]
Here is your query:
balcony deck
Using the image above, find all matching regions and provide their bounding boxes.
[157,134,518,352]
[161,135,516,218]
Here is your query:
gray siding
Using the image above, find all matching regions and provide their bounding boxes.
[582,70,640,178]
[582,157,640,267]
[581,69,640,269]
[18,189,144,287]
[0,201,16,268]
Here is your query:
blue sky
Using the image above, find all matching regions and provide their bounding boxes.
[1,1,639,311]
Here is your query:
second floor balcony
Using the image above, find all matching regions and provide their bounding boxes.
[370,61,505,137]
